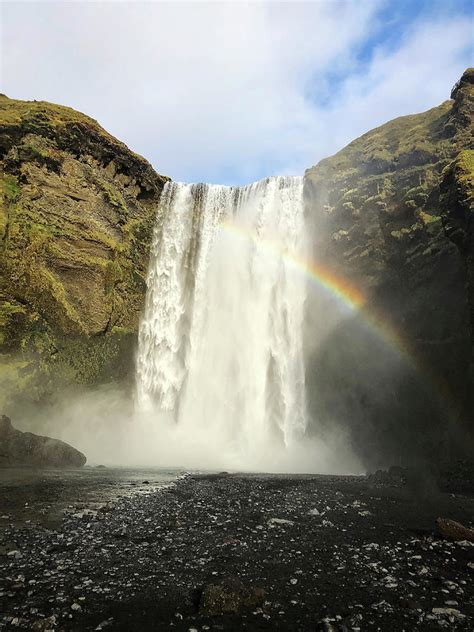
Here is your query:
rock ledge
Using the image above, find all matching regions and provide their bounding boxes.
[0,414,86,468]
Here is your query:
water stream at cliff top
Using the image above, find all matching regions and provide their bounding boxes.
[135,176,308,466]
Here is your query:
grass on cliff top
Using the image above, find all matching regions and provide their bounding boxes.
[0,95,150,167]
[0,94,108,133]
[308,100,453,177]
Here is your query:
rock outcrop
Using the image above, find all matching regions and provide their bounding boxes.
[440,132,474,396]
[0,96,168,411]
[0,414,86,467]
[436,517,474,543]
[304,69,473,467]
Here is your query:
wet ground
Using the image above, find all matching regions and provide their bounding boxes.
[0,467,182,529]
[0,470,473,631]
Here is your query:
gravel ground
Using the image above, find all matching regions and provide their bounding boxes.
[0,471,473,631]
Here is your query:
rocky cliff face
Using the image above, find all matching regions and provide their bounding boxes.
[1,74,472,467]
[0,96,168,412]
[304,69,473,467]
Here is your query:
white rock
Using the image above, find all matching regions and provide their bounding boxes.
[267,518,294,527]
[432,607,465,619]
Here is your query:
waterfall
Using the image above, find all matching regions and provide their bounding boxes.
[136,176,308,458]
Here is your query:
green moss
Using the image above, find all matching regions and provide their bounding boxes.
[110,325,135,336]
[390,223,422,240]
[85,228,122,252]
[403,185,429,209]
[101,180,128,214]
[0,94,166,403]
[332,229,349,242]
[456,149,474,199]
[104,260,123,294]
[23,143,49,159]
[1,175,20,203]
[0,96,112,138]
[0,357,35,411]
[418,211,442,225]
[0,302,26,346]
[30,266,84,333]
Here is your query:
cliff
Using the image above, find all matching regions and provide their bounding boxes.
[0,96,168,412]
[304,69,473,466]
[1,72,472,468]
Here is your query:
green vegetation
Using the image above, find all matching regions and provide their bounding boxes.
[1,174,21,203]
[305,75,473,286]
[101,180,128,214]
[456,149,474,201]
[0,94,167,410]
[0,94,114,140]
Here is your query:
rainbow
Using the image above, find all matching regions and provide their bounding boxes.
[218,216,451,407]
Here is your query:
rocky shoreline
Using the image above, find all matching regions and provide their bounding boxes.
[0,472,473,631]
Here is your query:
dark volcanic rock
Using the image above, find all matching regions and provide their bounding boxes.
[367,466,408,488]
[437,517,474,543]
[0,414,86,467]
[304,68,474,469]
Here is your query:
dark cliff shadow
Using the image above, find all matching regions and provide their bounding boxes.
[305,311,472,473]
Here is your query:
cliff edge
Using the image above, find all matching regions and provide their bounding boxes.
[0,97,168,411]
[304,69,473,465]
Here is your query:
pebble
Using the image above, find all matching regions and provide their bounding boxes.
[0,474,472,630]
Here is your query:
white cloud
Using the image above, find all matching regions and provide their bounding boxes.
[1,1,471,184]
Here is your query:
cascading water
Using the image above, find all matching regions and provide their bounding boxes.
[136,176,309,465]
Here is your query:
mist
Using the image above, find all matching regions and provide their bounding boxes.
[7,172,454,476]
[11,176,366,476]
[9,382,360,474]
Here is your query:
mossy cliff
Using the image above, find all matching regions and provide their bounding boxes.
[440,146,474,386]
[305,69,473,465]
[0,96,168,412]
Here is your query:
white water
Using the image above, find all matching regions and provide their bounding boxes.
[136,176,308,466]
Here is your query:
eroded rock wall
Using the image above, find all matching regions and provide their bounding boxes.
[304,69,473,467]
[0,96,168,411]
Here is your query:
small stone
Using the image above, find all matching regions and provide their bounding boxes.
[267,518,294,527]
[32,616,57,631]
[199,577,265,615]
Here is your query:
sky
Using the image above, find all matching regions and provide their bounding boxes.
[1,0,473,185]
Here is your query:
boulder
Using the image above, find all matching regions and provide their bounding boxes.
[0,414,86,467]
[199,577,265,616]
[436,517,474,542]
